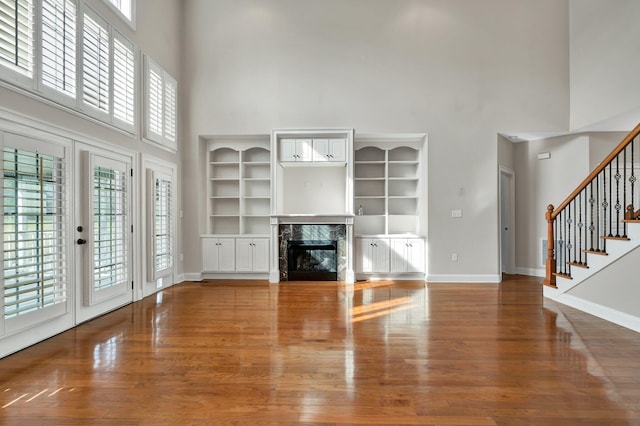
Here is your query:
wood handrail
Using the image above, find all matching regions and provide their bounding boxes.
[551,122,640,220]
[543,122,640,287]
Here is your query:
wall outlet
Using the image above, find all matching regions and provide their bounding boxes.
[451,209,463,218]
[451,253,458,261]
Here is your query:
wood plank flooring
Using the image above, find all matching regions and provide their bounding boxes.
[1,275,639,425]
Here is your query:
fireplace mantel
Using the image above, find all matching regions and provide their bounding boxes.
[270,214,355,225]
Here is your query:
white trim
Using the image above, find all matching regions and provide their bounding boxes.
[182,273,203,282]
[515,267,545,277]
[549,292,640,333]
[201,273,270,281]
[426,274,502,283]
[101,0,136,31]
[175,273,186,284]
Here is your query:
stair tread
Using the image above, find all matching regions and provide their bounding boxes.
[582,249,608,255]
[567,261,589,269]
[601,235,630,241]
[552,272,572,280]
[622,219,640,223]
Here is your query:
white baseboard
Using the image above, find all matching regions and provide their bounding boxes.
[201,273,270,281]
[426,274,501,283]
[182,272,203,282]
[515,267,545,277]
[175,273,187,284]
[553,293,640,333]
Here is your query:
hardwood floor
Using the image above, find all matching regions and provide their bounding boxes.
[1,275,639,425]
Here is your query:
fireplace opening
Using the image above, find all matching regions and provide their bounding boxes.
[287,240,338,281]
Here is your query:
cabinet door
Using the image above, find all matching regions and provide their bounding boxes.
[405,239,425,273]
[252,239,270,272]
[202,238,220,271]
[328,138,346,162]
[217,238,236,272]
[358,238,389,273]
[312,139,329,162]
[390,239,408,273]
[280,139,297,161]
[390,239,425,273]
[235,239,253,272]
[296,139,313,161]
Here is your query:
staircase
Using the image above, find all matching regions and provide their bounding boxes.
[542,124,640,332]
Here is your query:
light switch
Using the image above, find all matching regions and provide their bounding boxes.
[451,209,463,218]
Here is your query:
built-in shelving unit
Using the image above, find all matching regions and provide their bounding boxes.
[206,138,271,235]
[354,143,421,235]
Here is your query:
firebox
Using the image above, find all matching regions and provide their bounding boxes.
[287,240,338,281]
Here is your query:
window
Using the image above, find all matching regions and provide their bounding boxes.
[82,10,109,115]
[3,136,67,323]
[103,0,133,27]
[112,34,134,126]
[0,3,137,133]
[147,168,173,280]
[0,0,34,79]
[144,55,177,150]
[41,0,77,100]
[92,165,128,295]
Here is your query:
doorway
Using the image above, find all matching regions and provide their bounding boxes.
[75,143,134,324]
[499,167,515,276]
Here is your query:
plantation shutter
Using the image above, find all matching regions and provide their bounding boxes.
[82,11,109,114]
[145,57,163,139]
[3,142,67,319]
[154,174,172,275]
[112,33,134,127]
[41,0,76,98]
[0,0,34,77]
[163,75,176,145]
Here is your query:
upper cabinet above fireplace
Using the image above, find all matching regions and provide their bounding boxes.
[279,137,346,164]
[272,129,354,216]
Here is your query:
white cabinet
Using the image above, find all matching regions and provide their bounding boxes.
[280,139,312,162]
[312,138,346,162]
[202,238,236,272]
[390,238,425,273]
[235,238,269,272]
[356,238,390,273]
[281,138,345,163]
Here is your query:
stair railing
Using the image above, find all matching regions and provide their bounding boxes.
[543,123,640,287]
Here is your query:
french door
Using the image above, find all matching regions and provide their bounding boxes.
[75,143,133,323]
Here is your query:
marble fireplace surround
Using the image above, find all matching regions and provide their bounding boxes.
[269,215,354,283]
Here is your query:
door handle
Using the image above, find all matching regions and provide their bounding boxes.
[77,238,87,245]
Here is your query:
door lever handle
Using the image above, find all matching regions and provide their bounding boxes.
[77,238,87,245]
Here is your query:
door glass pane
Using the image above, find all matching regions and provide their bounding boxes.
[3,147,66,318]
[93,165,127,291]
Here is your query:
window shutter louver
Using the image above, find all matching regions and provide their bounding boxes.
[147,65,162,137]
[113,35,134,126]
[0,0,34,77]
[154,176,173,274]
[163,76,176,143]
[82,12,109,114]
[41,0,76,98]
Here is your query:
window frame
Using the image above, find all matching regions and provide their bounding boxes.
[101,0,134,31]
[0,0,36,88]
[143,54,177,151]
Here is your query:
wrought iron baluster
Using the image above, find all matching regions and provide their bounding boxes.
[609,163,613,237]
[623,147,627,236]
[614,156,621,237]
[589,181,595,251]
[578,192,583,265]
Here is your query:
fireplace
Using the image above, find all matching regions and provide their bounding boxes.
[287,240,338,281]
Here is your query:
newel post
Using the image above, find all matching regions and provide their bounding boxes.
[543,204,557,287]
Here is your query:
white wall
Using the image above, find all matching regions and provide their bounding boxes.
[181,0,570,279]
[570,0,640,130]
[514,135,590,273]
[280,167,346,215]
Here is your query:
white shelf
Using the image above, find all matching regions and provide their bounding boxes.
[354,144,421,235]
[208,144,271,235]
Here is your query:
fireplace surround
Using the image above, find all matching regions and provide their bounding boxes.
[275,221,350,282]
